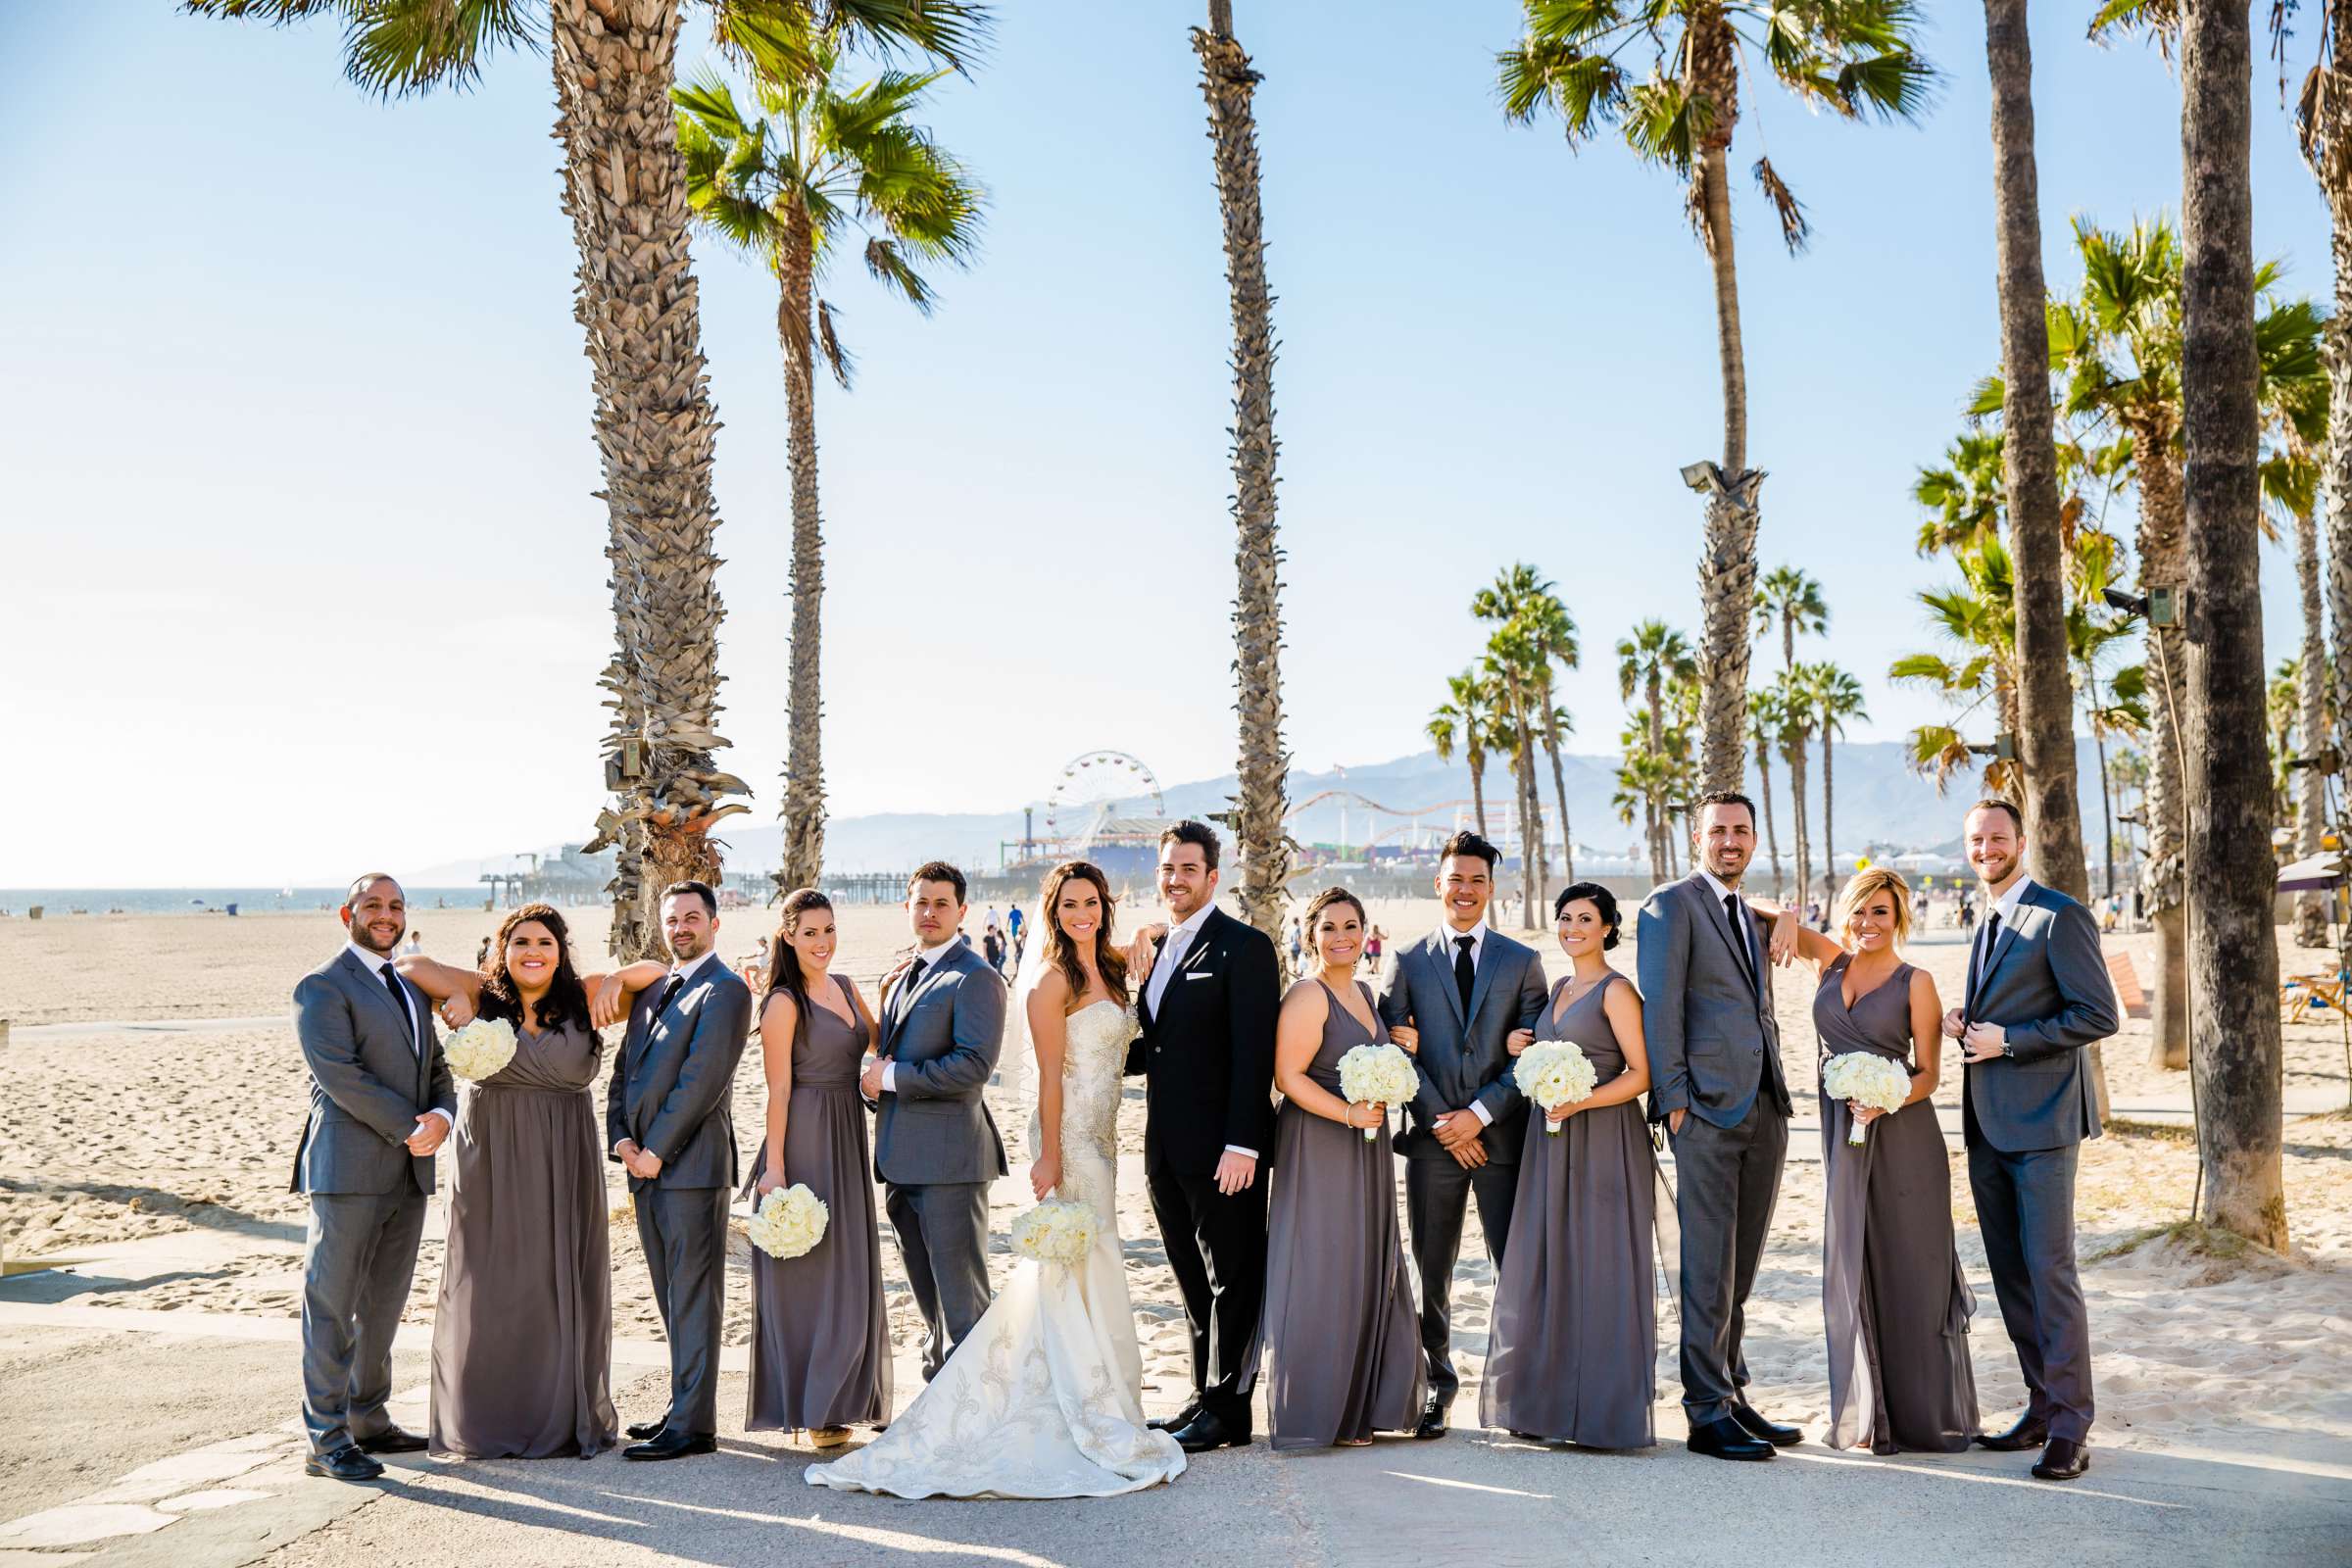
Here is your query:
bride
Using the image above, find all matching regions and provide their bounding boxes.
[806,859,1186,1498]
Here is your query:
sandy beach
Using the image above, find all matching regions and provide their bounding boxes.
[2,894,2348,1560]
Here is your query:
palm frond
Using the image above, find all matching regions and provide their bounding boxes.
[815,297,855,389]
[341,0,537,99]
[1752,156,1809,254]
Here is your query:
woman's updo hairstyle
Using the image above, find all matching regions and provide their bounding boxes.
[1552,880,1622,951]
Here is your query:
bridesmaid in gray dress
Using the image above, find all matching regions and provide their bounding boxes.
[1483,882,1662,1449]
[744,889,891,1447]
[1778,868,1979,1453]
[400,905,660,1459]
[1255,887,1426,1450]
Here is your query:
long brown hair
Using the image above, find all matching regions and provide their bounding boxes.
[1040,860,1129,1012]
[764,888,835,1020]
[477,903,593,1034]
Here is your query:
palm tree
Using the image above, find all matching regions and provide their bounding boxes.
[673,54,983,897]
[1802,662,1868,905]
[1753,565,1829,674]
[2258,369,2333,944]
[2176,0,2288,1250]
[1500,1,1933,792]
[1747,684,1787,897]
[1984,0,2087,903]
[2269,657,2303,825]
[184,0,985,956]
[1428,668,1499,837]
[1474,564,1581,894]
[1483,622,1549,928]
[1616,621,1696,865]
[1195,0,1289,944]
[1775,664,1818,908]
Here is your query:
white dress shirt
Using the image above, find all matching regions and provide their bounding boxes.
[1145,906,1255,1160]
[1438,919,1499,1126]
[1970,875,2034,996]
[878,934,966,1094]
[349,943,453,1131]
[1697,870,1758,980]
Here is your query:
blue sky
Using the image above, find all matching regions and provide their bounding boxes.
[0,1,2331,885]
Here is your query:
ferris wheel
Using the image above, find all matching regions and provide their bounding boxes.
[1045,751,1165,853]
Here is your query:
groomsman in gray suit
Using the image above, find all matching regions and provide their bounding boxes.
[862,861,1008,1380]
[1377,830,1546,1440]
[1639,791,1798,1462]
[607,880,753,1460]
[1946,799,2118,1483]
[291,873,455,1482]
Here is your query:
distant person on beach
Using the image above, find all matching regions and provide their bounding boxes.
[289,873,455,1482]
[1007,903,1025,954]
[403,929,422,956]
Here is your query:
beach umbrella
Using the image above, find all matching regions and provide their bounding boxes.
[2276,852,2347,893]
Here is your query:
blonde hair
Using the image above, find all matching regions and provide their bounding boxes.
[1836,866,1913,949]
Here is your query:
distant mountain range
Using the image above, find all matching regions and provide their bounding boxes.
[412,739,2128,883]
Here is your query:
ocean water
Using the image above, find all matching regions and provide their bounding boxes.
[0,888,492,916]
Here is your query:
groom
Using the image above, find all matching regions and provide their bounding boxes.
[1948,799,2117,1483]
[291,873,455,1482]
[1639,790,1798,1462]
[864,860,1007,1381]
[1376,829,1546,1440]
[1127,820,1279,1452]
[607,880,753,1461]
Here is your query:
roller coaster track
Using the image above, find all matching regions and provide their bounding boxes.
[1282,788,1473,820]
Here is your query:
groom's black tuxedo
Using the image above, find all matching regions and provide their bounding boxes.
[1127,905,1280,1431]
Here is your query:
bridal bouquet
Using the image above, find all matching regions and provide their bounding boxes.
[1011,1199,1096,1266]
[1337,1043,1419,1142]
[1821,1053,1913,1146]
[442,1016,517,1082]
[746,1183,828,1260]
[1513,1041,1597,1136]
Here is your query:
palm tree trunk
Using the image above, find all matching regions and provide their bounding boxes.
[2319,1,2352,899]
[1787,734,1811,911]
[1985,0,2091,903]
[1467,739,1489,836]
[1542,704,1576,883]
[1819,720,1838,906]
[2138,430,2191,1070]
[1514,728,1542,927]
[2296,504,2330,945]
[2094,715,2115,900]
[777,219,826,896]
[1756,736,1783,897]
[2180,0,2288,1249]
[1196,6,1291,944]
[1691,139,1763,794]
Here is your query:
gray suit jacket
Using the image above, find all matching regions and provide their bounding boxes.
[1637,873,1792,1129]
[1962,881,2118,1153]
[872,937,1008,1187]
[605,957,754,1192]
[290,949,456,1196]
[1376,926,1547,1163]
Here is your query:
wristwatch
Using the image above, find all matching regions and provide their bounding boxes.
[1999,1042,2016,1059]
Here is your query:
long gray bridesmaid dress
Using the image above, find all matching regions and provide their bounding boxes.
[430,1015,618,1458]
[743,973,891,1433]
[1815,955,1979,1452]
[1481,971,1660,1448]
[1254,979,1425,1450]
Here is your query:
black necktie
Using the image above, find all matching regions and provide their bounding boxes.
[1967,912,2002,1015]
[654,973,685,1017]
[378,962,416,1056]
[897,959,927,1022]
[1724,895,1757,991]
[1453,935,1476,1016]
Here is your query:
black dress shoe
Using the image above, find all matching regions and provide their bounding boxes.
[355,1426,429,1455]
[625,1419,667,1441]
[304,1445,386,1482]
[2032,1437,2089,1481]
[1974,1412,2050,1452]
[623,1430,717,1461]
[1168,1409,1252,1452]
[1148,1399,1203,1434]
[1413,1398,1449,1441]
[1730,1400,1802,1447]
[1687,1415,1776,1461]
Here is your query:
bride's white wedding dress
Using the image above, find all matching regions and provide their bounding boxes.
[805,1000,1186,1498]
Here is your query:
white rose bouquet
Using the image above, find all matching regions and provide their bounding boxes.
[1011,1198,1096,1266]
[1337,1043,1420,1142]
[1513,1041,1597,1136]
[746,1183,829,1260]
[442,1016,517,1082]
[1820,1052,1913,1146]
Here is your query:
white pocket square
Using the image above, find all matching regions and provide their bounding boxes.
[1184,973,1213,982]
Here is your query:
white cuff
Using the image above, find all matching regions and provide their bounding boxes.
[1468,1102,1494,1127]
[880,1061,897,1093]
[1223,1145,1257,1158]
[422,1108,455,1130]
